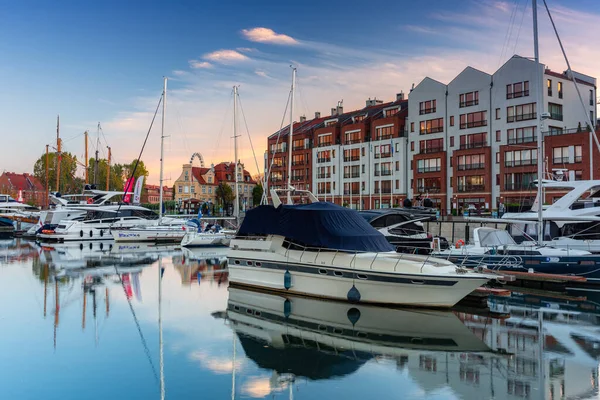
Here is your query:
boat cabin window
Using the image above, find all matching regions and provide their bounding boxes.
[370,216,387,228]
[478,229,517,247]
[569,186,600,210]
[561,221,600,241]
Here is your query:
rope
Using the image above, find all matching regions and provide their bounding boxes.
[237,92,263,179]
[109,92,163,229]
[211,91,234,166]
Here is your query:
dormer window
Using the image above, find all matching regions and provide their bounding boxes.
[324,118,338,127]
[385,108,399,117]
[353,114,365,123]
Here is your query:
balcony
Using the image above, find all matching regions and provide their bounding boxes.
[291,161,305,166]
[419,147,444,154]
[345,139,362,145]
[460,120,487,129]
[343,189,360,195]
[507,136,537,145]
[457,184,485,192]
[292,176,305,182]
[317,141,332,148]
[417,166,441,173]
[419,108,436,115]
[375,134,393,140]
[459,100,479,108]
[420,127,443,135]
[292,146,307,151]
[506,90,529,99]
[316,157,331,163]
[507,113,536,123]
[343,172,360,178]
[344,156,360,162]
[552,157,569,164]
[374,188,392,194]
[504,159,537,167]
[457,163,485,171]
[271,177,283,182]
[544,127,591,136]
[549,113,563,121]
[317,173,331,179]
[417,186,441,193]
[381,170,392,176]
[459,141,487,150]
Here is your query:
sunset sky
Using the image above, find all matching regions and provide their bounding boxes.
[2,0,599,185]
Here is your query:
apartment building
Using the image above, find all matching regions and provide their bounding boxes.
[407,55,598,213]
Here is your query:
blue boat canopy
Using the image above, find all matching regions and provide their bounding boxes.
[238,202,394,252]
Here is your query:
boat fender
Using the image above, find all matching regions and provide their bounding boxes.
[284,270,292,290]
[347,307,361,326]
[283,299,291,318]
[347,285,361,303]
[455,239,465,249]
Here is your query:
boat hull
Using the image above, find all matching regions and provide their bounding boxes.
[180,232,229,247]
[227,253,489,308]
[113,228,186,243]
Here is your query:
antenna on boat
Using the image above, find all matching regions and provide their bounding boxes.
[95,122,100,187]
[159,77,167,222]
[233,85,240,226]
[287,67,296,205]
[533,0,545,245]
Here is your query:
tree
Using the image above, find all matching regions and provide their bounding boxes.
[252,183,263,206]
[33,151,80,193]
[215,182,234,207]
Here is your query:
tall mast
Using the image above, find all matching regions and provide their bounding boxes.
[106,146,111,190]
[56,115,61,193]
[159,77,167,221]
[94,123,100,186]
[533,0,544,243]
[84,131,89,184]
[45,145,49,207]
[286,68,296,205]
[233,86,240,224]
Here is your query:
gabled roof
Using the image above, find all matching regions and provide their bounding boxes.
[191,167,211,185]
[213,162,257,184]
[0,172,44,191]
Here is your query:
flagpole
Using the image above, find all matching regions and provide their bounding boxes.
[369,144,372,210]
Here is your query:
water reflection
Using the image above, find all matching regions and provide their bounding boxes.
[1,240,600,399]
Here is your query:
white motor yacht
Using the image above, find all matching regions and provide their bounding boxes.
[0,193,40,231]
[228,190,497,308]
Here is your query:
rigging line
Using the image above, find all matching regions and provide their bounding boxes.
[497,0,520,67]
[61,132,85,144]
[109,91,163,230]
[237,92,263,178]
[511,0,529,55]
[212,90,235,164]
[264,89,292,201]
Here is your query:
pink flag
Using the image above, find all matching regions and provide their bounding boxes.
[123,177,135,203]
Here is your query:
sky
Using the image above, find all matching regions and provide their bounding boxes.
[1,0,599,185]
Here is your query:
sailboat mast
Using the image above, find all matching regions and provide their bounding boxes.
[533,0,544,243]
[287,68,296,205]
[95,123,100,186]
[233,86,240,224]
[56,115,61,193]
[84,131,89,184]
[159,77,167,221]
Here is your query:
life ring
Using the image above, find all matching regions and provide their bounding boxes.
[455,239,465,248]
[87,198,94,204]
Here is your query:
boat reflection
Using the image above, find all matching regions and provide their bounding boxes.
[0,238,40,264]
[173,247,228,286]
[226,287,600,400]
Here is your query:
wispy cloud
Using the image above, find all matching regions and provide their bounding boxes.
[241,27,298,45]
[203,49,249,63]
[254,70,269,78]
[189,60,213,69]
[403,25,438,35]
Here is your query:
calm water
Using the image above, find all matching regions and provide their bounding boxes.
[2,239,600,400]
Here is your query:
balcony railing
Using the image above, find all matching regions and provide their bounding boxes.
[292,176,305,182]
[343,172,360,178]
[544,127,591,136]
[419,147,444,154]
[457,163,485,171]
[417,166,441,173]
[374,188,392,194]
[507,113,536,123]
[343,189,360,195]
[375,134,393,141]
[419,108,436,115]
[317,141,332,147]
[380,170,392,176]
[343,156,360,162]
[459,141,487,150]
[291,161,305,166]
[460,120,487,129]
[549,112,563,121]
[507,136,537,144]
[504,183,533,191]
[459,100,479,108]
[375,152,392,158]
[552,157,569,164]
[457,184,485,192]
[504,159,537,167]
[345,139,362,145]
[316,157,331,163]
[575,155,583,163]
[293,146,307,151]
[271,178,283,182]
[506,90,529,99]
[417,186,441,193]
[420,127,443,134]
[317,173,331,179]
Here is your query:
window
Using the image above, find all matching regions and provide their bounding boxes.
[191,185,195,193]
[178,185,182,193]
[410,141,414,151]
[416,177,442,193]
[395,161,400,171]
[450,156,452,167]
[202,186,206,194]
[548,103,563,121]
[208,187,212,194]
[459,91,479,107]
[496,152,500,164]
[507,126,536,144]
[591,111,595,125]
[507,103,536,122]
[558,81,563,99]
[375,125,393,140]
[361,147,365,156]
[496,174,500,185]
[419,118,443,134]
[410,122,414,132]
[495,108,500,120]
[459,132,487,149]
[506,81,529,99]
[457,154,485,170]
[385,108,399,117]
[419,99,436,115]
[317,133,332,147]
[575,170,583,180]
[450,136,454,147]
[417,158,441,173]
[547,79,552,96]
[316,150,331,163]
[504,149,537,167]
[459,111,487,129]
[419,138,444,154]
[343,148,360,162]
[496,130,501,142]
[344,130,361,144]
[450,116,454,126]
[457,175,485,192]
[591,89,595,106]
[353,114,365,123]
[575,145,582,162]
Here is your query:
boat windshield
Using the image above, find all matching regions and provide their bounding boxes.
[478,228,517,247]
[84,209,159,221]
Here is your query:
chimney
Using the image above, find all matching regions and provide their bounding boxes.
[410,83,415,92]
[299,115,307,122]
[315,111,321,119]
[336,105,343,115]
[397,91,404,101]
[331,107,337,116]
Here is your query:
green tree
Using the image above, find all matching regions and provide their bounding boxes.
[33,152,80,193]
[87,159,125,191]
[252,183,263,207]
[215,182,234,207]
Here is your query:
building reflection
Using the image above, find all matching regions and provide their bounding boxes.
[173,247,228,286]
